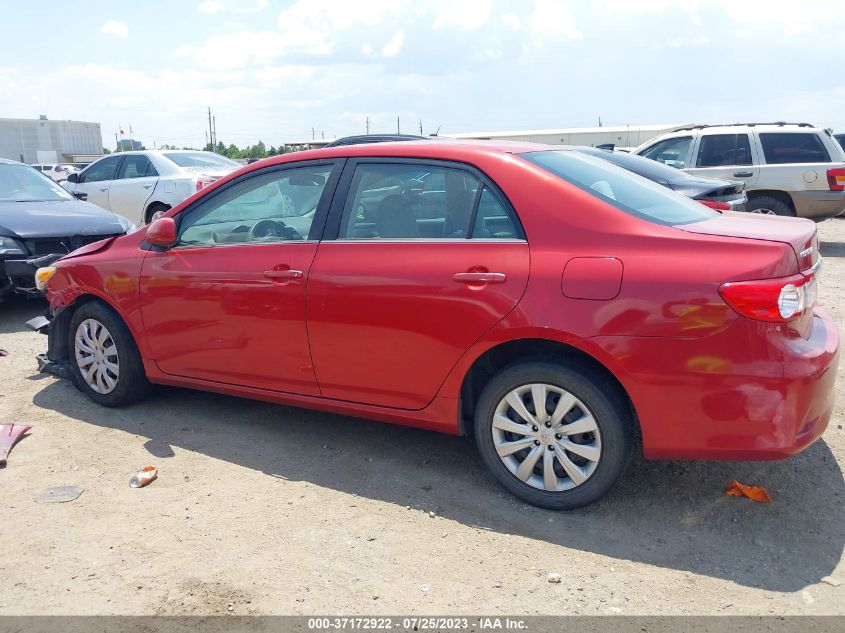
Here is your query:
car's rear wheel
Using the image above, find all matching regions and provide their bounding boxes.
[145,203,170,224]
[68,302,152,407]
[747,195,795,216]
[473,360,633,510]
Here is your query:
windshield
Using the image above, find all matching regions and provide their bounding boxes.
[576,147,688,183]
[520,150,716,226]
[163,152,239,169]
[0,164,75,202]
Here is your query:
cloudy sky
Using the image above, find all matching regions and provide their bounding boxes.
[1,0,842,149]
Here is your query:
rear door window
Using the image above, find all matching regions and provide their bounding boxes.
[639,136,693,168]
[759,133,830,164]
[696,134,753,167]
[117,155,156,179]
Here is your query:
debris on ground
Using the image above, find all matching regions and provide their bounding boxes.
[548,572,562,583]
[34,485,84,503]
[0,349,8,357]
[725,480,772,503]
[129,466,158,488]
[821,576,842,587]
[0,423,31,466]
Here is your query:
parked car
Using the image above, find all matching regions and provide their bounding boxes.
[31,163,78,182]
[63,150,240,226]
[0,158,134,300]
[32,141,836,509]
[632,123,845,219]
[835,133,845,151]
[576,146,747,211]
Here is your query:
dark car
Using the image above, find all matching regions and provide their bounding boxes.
[0,158,134,300]
[576,147,747,211]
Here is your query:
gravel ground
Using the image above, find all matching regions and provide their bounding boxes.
[1,220,844,616]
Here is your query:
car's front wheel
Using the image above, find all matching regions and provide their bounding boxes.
[68,301,152,407]
[473,360,633,510]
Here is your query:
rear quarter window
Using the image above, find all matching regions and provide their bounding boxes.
[521,150,716,226]
[759,133,830,164]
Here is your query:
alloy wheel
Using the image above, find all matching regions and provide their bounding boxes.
[491,383,601,492]
[74,318,120,394]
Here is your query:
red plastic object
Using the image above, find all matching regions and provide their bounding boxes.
[0,424,31,466]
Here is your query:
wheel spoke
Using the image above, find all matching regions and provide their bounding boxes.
[514,445,542,481]
[492,413,533,436]
[77,354,95,368]
[495,436,535,457]
[531,384,549,424]
[543,449,558,491]
[505,391,536,425]
[554,445,586,485]
[102,344,117,359]
[75,337,96,355]
[101,371,117,392]
[96,326,109,346]
[558,412,598,436]
[80,323,96,348]
[550,392,577,426]
[103,360,119,376]
[559,438,601,462]
[96,369,107,393]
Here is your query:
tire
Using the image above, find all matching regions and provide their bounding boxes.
[473,359,633,510]
[746,195,795,217]
[68,301,152,407]
[145,203,170,224]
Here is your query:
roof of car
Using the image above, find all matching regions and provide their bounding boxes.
[671,122,820,133]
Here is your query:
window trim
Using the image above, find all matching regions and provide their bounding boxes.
[156,159,344,250]
[322,157,525,242]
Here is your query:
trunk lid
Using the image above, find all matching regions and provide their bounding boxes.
[678,211,818,272]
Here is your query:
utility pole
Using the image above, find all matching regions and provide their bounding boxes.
[212,115,217,148]
[397,116,400,134]
[419,118,423,135]
[312,127,315,140]
[205,130,208,149]
[598,116,603,128]
[208,107,213,149]
[366,116,370,135]
[114,132,119,152]
[321,131,325,140]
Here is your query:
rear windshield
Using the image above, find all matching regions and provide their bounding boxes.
[520,150,716,226]
[163,152,239,169]
[759,133,830,164]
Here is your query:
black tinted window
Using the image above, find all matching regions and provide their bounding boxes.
[117,155,155,179]
[521,151,716,226]
[759,133,830,164]
[82,156,121,182]
[696,134,753,167]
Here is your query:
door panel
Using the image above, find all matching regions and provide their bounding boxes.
[686,133,760,186]
[74,155,123,210]
[307,241,529,409]
[109,154,159,222]
[140,242,321,394]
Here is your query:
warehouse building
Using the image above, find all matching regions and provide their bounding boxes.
[0,116,103,164]
[444,123,689,149]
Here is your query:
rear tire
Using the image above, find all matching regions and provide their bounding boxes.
[473,359,633,510]
[68,301,152,407]
[747,195,795,217]
[145,203,170,224]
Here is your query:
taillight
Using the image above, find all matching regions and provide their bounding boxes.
[827,168,845,191]
[698,200,730,211]
[719,273,816,323]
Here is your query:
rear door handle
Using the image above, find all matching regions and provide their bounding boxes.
[453,272,506,284]
[264,269,303,280]
[733,171,753,178]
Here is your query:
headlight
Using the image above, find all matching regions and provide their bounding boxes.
[0,236,26,256]
[35,266,57,291]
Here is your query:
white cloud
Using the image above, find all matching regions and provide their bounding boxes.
[381,30,405,58]
[432,0,492,30]
[501,12,522,29]
[197,0,268,14]
[100,20,129,39]
[528,0,581,40]
[177,29,331,69]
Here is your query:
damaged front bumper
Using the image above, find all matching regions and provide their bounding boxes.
[1,253,64,299]
[26,310,75,381]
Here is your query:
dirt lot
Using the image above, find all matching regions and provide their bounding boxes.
[1,221,844,617]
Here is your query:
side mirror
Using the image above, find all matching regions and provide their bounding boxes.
[66,172,79,183]
[72,191,88,201]
[145,217,177,248]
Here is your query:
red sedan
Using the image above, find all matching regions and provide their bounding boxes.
[34,141,839,509]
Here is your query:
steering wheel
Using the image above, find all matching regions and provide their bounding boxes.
[248,219,300,241]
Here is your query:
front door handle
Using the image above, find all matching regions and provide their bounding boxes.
[453,272,506,284]
[733,171,753,178]
[143,184,153,189]
[99,187,109,192]
[264,269,303,280]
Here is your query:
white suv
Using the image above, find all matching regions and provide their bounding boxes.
[633,123,845,219]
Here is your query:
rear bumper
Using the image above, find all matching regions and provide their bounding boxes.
[791,190,845,220]
[594,307,839,460]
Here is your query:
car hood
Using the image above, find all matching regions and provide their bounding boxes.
[0,199,126,239]
[670,176,745,199]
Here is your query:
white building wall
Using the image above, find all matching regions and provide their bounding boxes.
[0,118,102,163]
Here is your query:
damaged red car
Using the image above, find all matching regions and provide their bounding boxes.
[32,141,839,509]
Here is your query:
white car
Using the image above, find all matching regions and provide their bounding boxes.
[32,163,79,182]
[633,122,845,219]
[63,150,240,225]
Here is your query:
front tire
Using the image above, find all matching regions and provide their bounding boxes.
[68,301,152,407]
[473,360,633,510]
